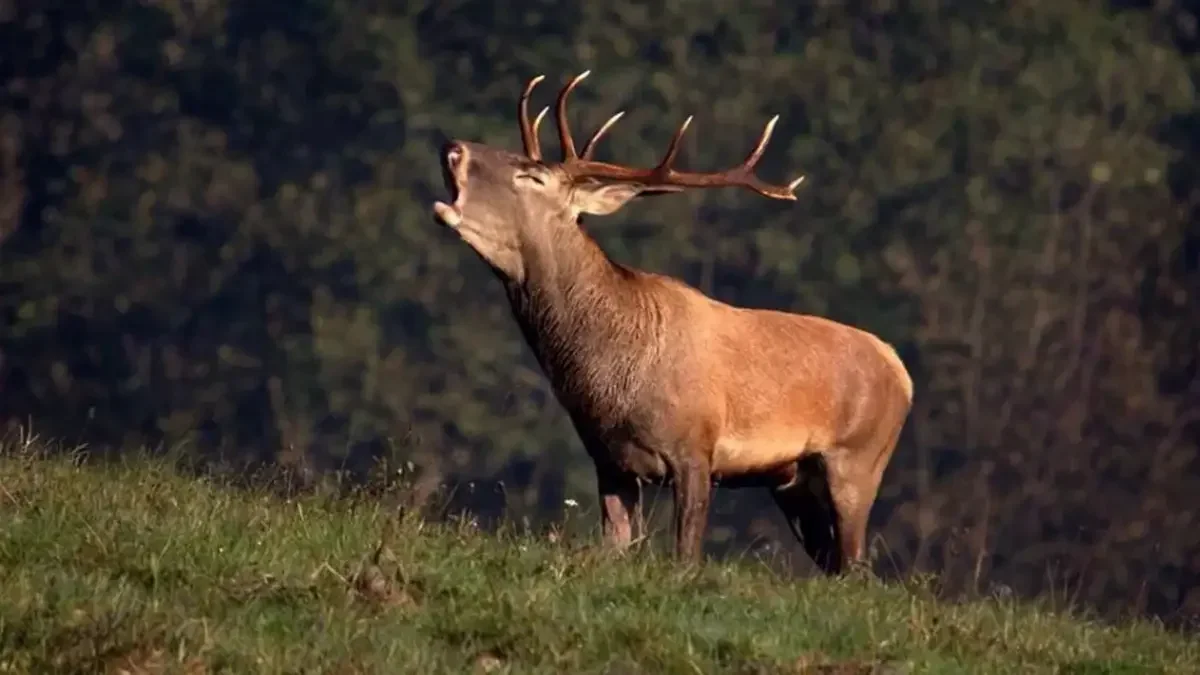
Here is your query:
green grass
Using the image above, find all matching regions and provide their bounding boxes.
[0,444,1196,674]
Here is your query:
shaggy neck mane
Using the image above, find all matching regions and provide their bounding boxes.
[503,221,664,420]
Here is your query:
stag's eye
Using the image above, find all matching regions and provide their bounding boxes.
[516,172,547,186]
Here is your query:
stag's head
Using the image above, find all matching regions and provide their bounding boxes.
[433,71,806,279]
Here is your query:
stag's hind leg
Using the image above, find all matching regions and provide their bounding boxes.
[771,454,843,574]
[825,430,902,573]
[672,453,713,563]
[824,461,874,571]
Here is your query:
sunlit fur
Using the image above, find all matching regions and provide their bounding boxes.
[433,129,912,573]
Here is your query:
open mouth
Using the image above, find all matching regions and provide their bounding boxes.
[433,142,467,228]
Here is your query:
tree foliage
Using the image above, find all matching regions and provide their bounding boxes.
[1,0,1198,621]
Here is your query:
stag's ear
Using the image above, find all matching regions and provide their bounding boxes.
[570,182,643,216]
[571,181,683,216]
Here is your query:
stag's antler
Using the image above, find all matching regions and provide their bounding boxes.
[519,75,550,160]
[518,72,805,200]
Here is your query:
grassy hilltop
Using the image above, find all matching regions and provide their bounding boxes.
[0,440,1196,674]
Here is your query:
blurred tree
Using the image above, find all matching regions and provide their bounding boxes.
[0,0,1197,622]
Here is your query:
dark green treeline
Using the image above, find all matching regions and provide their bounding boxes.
[2,0,1198,623]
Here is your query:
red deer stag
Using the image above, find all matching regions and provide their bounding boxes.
[432,72,913,573]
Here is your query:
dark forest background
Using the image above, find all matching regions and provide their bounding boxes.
[2,0,1199,626]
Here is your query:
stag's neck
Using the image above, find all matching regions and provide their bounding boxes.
[503,223,663,418]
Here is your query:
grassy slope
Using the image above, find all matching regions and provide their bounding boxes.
[0,448,1196,675]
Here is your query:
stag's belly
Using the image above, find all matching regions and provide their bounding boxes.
[710,425,829,479]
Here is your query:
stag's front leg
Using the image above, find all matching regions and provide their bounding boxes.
[595,465,641,550]
[673,455,713,562]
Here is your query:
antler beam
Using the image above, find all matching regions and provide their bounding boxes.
[518,71,805,201]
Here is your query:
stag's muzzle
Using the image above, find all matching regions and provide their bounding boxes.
[433,141,468,228]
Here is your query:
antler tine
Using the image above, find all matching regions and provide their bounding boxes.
[519,75,546,160]
[740,115,779,170]
[655,116,694,171]
[580,110,625,160]
[533,106,549,145]
[728,116,808,196]
[556,71,591,161]
[717,114,802,200]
